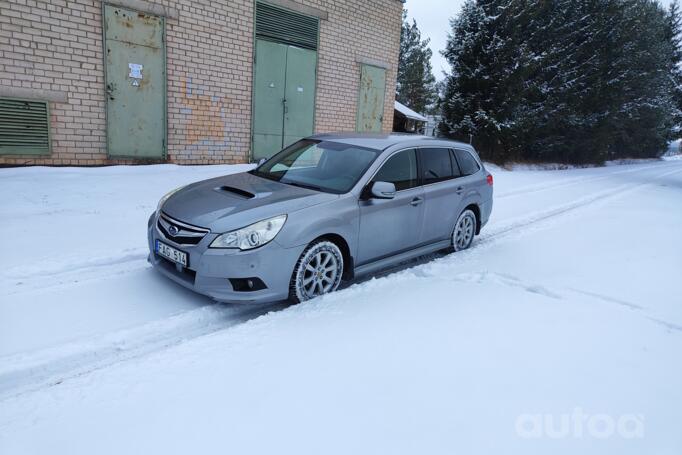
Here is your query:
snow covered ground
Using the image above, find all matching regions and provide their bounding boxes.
[1,160,681,454]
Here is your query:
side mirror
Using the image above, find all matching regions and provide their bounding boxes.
[370,181,396,199]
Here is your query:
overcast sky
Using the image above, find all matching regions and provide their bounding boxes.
[404,0,465,81]
[405,0,674,82]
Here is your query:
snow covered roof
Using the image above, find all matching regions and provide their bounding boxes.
[394,101,427,122]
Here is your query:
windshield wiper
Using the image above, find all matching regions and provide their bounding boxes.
[250,169,279,182]
[281,180,323,192]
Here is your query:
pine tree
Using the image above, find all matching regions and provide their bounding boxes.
[439,1,490,147]
[441,0,678,165]
[607,0,674,159]
[397,11,437,113]
[440,0,538,162]
[666,0,682,137]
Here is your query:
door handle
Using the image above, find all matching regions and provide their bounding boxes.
[410,197,423,206]
[455,186,464,195]
[106,82,115,100]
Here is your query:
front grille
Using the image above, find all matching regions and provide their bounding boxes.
[157,212,209,245]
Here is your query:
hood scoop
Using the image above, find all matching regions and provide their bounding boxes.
[217,186,255,199]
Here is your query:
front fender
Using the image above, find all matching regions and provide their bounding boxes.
[274,196,359,255]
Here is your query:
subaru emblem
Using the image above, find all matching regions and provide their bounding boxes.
[168,225,179,236]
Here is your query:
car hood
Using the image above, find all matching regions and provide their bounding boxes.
[161,172,337,232]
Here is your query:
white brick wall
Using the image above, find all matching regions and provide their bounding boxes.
[0,0,402,165]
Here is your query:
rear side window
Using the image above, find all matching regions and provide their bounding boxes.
[454,149,481,176]
[450,150,462,177]
[420,148,455,184]
[373,149,418,191]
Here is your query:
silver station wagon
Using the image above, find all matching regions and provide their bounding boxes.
[148,134,493,303]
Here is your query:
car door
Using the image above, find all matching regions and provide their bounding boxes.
[357,149,425,265]
[419,147,463,244]
[452,147,485,200]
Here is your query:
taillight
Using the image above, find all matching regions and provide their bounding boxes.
[486,173,493,186]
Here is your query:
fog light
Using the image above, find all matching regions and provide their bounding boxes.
[229,277,267,292]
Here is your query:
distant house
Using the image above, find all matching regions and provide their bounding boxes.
[393,101,427,134]
[424,115,442,137]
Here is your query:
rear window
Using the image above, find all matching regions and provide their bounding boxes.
[454,149,480,176]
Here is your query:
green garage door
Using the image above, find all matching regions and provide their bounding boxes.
[252,2,318,161]
[252,40,288,159]
[282,45,317,150]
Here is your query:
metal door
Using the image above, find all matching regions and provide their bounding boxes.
[252,40,317,160]
[252,40,287,160]
[419,148,464,244]
[104,5,166,158]
[283,46,316,149]
[356,64,386,133]
[357,149,425,265]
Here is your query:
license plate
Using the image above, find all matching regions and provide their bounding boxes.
[155,240,188,267]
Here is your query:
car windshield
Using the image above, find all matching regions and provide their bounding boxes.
[250,139,381,193]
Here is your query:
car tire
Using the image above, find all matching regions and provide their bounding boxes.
[452,208,477,252]
[289,240,344,303]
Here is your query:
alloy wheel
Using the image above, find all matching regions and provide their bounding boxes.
[453,210,476,251]
[302,250,339,296]
[291,241,344,302]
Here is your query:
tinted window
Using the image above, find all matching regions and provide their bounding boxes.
[450,150,463,177]
[454,149,481,176]
[420,148,455,184]
[373,149,418,191]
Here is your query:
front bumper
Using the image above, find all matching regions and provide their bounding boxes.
[147,212,305,303]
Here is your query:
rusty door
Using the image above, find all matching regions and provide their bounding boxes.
[356,64,386,133]
[104,5,165,158]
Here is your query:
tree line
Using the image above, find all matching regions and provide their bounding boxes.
[397,1,682,165]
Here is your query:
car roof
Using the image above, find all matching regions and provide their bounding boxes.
[308,133,474,151]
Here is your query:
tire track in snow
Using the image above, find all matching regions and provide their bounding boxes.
[0,301,290,401]
[1,249,149,296]
[5,249,148,278]
[364,162,682,285]
[374,164,682,334]
[479,164,682,244]
[3,164,680,400]
[418,270,682,334]
[359,164,682,283]
[494,161,667,199]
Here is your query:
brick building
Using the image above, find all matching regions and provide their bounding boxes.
[0,0,403,165]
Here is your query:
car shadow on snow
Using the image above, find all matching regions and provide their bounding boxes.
[173,250,447,316]
[149,267,295,321]
[343,251,447,289]
[154,249,449,324]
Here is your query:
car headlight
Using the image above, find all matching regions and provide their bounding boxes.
[156,186,185,213]
[210,215,287,250]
